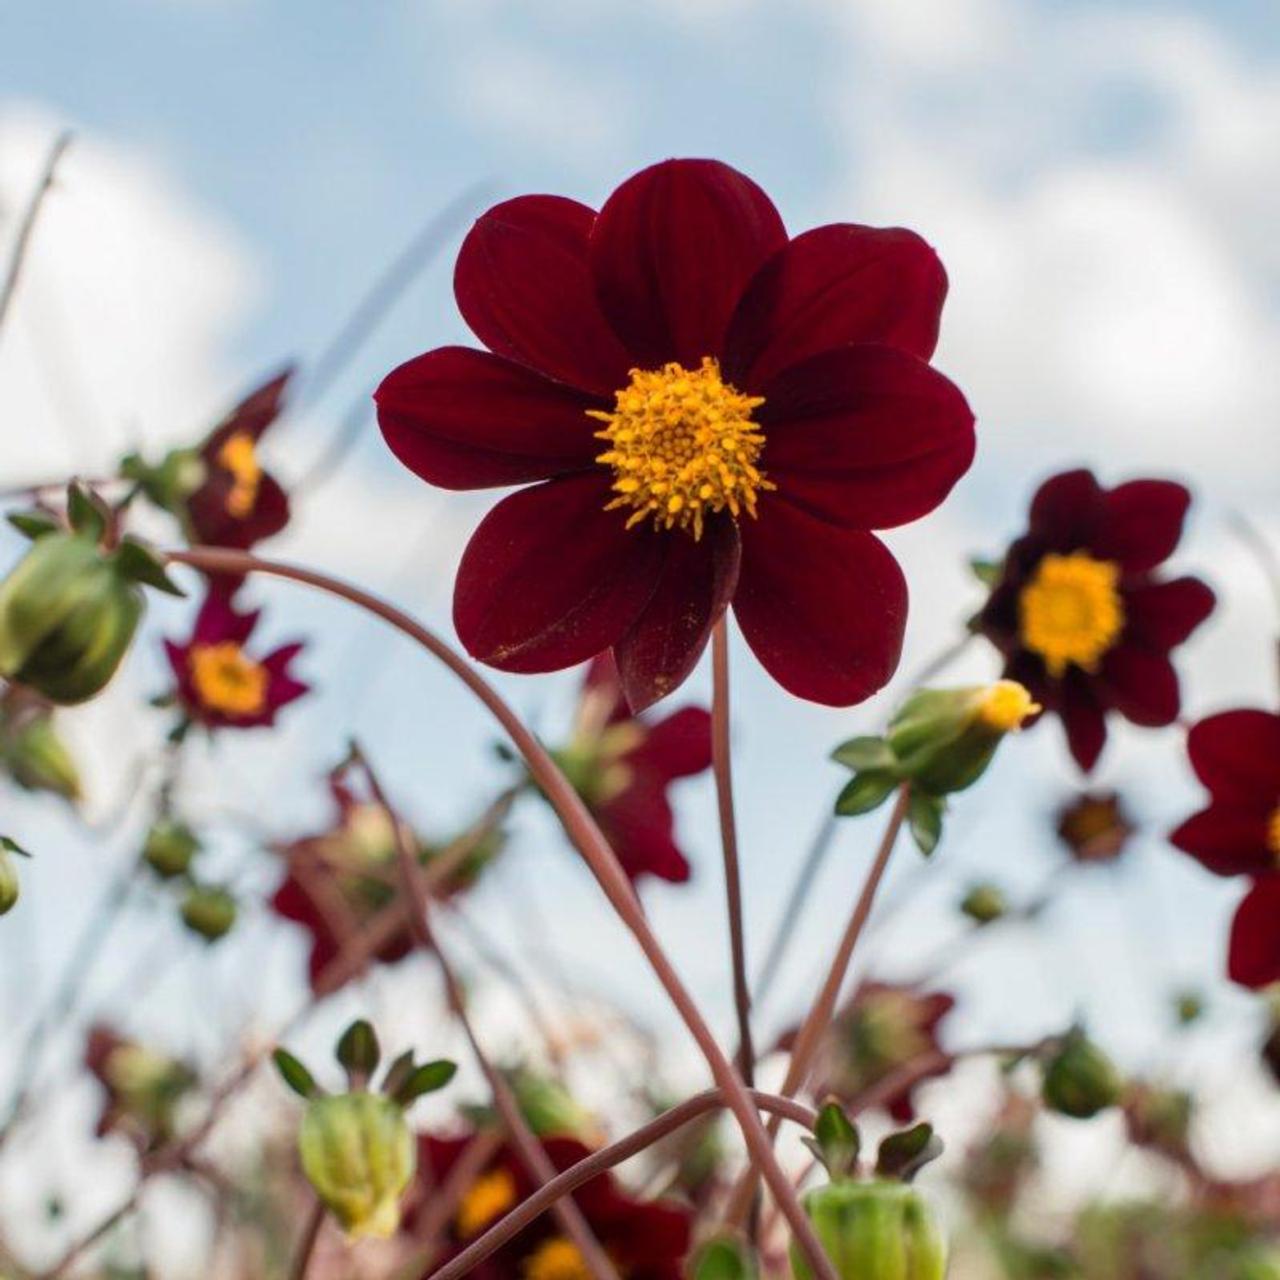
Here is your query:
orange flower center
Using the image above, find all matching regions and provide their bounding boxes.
[1269,805,1280,861]
[523,1237,596,1280]
[456,1168,517,1239]
[1019,552,1125,677]
[189,642,268,716]
[217,431,262,518]
[589,358,772,539]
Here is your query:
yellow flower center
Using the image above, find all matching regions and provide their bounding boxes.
[977,680,1041,732]
[589,357,772,539]
[1019,552,1125,677]
[456,1168,518,1239]
[217,431,262,518]
[189,642,268,716]
[523,1238,595,1280]
[1269,805,1280,861]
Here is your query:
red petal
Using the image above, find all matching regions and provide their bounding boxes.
[733,498,906,705]
[724,224,947,387]
[205,366,293,447]
[191,592,258,646]
[454,195,633,396]
[597,780,691,884]
[759,345,974,529]
[589,159,786,368]
[453,475,663,674]
[628,707,713,780]
[1093,479,1191,572]
[1170,805,1275,877]
[1186,710,1280,804]
[1228,877,1280,990]
[1098,646,1180,727]
[1028,469,1102,550]
[1059,669,1108,772]
[376,346,601,490]
[1123,576,1215,650]
[614,519,740,712]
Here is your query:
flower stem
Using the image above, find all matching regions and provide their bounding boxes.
[711,620,755,1085]
[288,1199,325,1280]
[163,546,839,1280]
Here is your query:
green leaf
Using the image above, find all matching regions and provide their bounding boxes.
[834,771,898,817]
[272,1048,320,1100]
[813,1100,860,1178]
[691,1236,758,1280]
[7,510,60,540]
[830,736,895,773]
[876,1122,943,1181]
[394,1058,458,1106]
[336,1020,380,1083]
[969,556,1004,587]
[114,538,185,597]
[907,790,945,856]
[66,481,110,542]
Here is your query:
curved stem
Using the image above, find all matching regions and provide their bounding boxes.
[0,131,72,340]
[163,547,838,1280]
[424,1088,817,1280]
[288,1200,325,1280]
[711,621,754,1085]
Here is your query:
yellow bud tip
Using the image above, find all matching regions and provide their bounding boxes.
[978,680,1040,732]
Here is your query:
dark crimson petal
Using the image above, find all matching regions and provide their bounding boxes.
[191,593,258,647]
[1059,669,1108,772]
[453,195,633,396]
[1170,805,1275,877]
[1098,646,1180,727]
[724,224,947,387]
[614,518,741,712]
[1228,877,1280,990]
[263,643,310,713]
[758,345,975,530]
[1093,479,1191,572]
[590,159,787,368]
[376,347,602,491]
[1186,710,1280,804]
[1028,469,1102,551]
[627,707,713,780]
[186,469,290,551]
[204,366,293,449]
[453,474,663,674]
[733,498,906,706]
[597,780,691,884]
[1123,576,1215,651]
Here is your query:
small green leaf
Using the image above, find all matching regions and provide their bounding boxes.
[907,790,945,856]
[691,1236,758,1280]
[115,538,185,597]
[66,481,110,541]
[7,510,61,540]
[336,1019,381,1084]
[876,1122,944,1181]
[272,1048,320,1100]
[394,1058,458,1106]
[813,1100,860,1178]
[969,556,1004,587]
[0,836,31,858]
[834,771,898,817]
[830,736,895,773]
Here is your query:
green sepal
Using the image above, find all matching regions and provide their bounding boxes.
[380,1049,416,1101]
[273,1048,321,1100]
[392,1059,458,1107]
[0,836,30,857]
[969,556,1004,587]
[114,538,185,597]
[690,1235,759,1280]
[831,736,895,773]
[336,1019,381,1084]
[907,790,945,856]
[7,510,60,540]
[835,771,898,817]
[875,1123,943,1182]
[805,1101,861,1180]
[66,481,111,542]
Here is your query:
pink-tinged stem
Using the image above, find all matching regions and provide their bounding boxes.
[288,1200,326,1280]
[164,547,839,1280]
[0,131,72,340]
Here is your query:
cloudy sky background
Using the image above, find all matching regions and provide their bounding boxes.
[1,0,1279,1266]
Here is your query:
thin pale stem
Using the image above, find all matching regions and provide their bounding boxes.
[711,620,754,1085]
[161,546,838,1280]
[0,131,72,340]
[288,1200,326,1280]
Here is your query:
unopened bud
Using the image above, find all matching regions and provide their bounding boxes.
[1042,1033,1121,1119]
[299,1092,415,1238]
[180,885,236,941]
[143,820,200,880]
[2,712,81,801]
[960,883,1006,925]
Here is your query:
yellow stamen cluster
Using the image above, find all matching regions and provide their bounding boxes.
[522,1237,595,1280]
[977,680,1041,732]
[456,1168,518,1239]
[217,431,262,518]
[189,642,268,716]
[1269,805,1280,860]
[590,357,771,539]
[1019,552,1125,677]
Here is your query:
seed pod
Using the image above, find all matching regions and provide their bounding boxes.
[180,885,237,941]
[791,1179,947,1280]
[142,820,200,880]
[298,1092,415,1238]
[1041,1033,1121,1119]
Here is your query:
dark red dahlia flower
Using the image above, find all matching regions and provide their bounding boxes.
[407,1131,691,1280]
[376,159,975,711]
[550,653,710,884]
[1227,875,1280,991]
[84,1025,196,1151]
[184,369,292,552]
[1170,710,1280,879]
[164,591,308,730]
[976,469,1214,771]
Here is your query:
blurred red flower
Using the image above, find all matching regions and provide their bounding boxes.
[164,592,308,729]
[84,1025,195,1152]
[377,158,974,711]
[408,1131,691,1280]
[976,469,1214,771]
[551,653,711,884]
[1227,876,1280,991]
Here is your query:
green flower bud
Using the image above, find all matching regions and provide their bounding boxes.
[299,1092,415,1238]
[0,848,20,916]
[180,885,237,941]
[791,1180,947,1280]
[143,820,200,879]
[960,882,1007,925]
[2,712,81,801]
[0,533,145,705]
[1041,1034,1121,1119]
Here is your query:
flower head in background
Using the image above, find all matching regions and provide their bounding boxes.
[975,469,1214,771]
[1056,790,1135,864]
[550,653,711,883]
[409,1130,692,1279]
[164,591,308,729]
[377,158,974,710]
[84,1025,196,1152]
